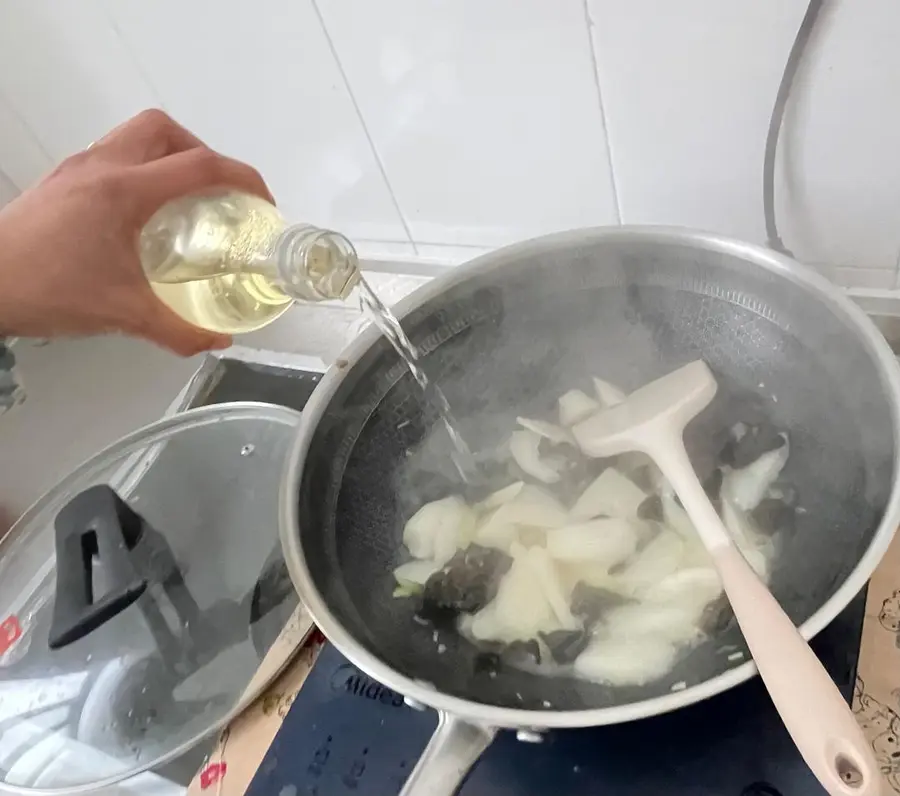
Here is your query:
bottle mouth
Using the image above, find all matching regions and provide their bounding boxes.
[305,230,361,300]
[278,226,361,301]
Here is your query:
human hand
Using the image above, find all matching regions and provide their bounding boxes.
[0,109,273,355]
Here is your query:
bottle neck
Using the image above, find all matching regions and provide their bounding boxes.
[272,224,361,302]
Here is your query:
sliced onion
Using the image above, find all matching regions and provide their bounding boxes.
[467,544,562,643]
[721,497,774,581]
[516,417,574,445]
[558,560,622,592]
[403,496,477,564]
[721,434,789,512]
[510,429,567,484]
[474,517,520,552]
[474,481,525,514]
[558,389,599,426]
[401,374,794,689]
[644,567,723,615]
[570,468,647,521]
[614,530,685,595]
[602,600,704,645]
[546,517,640,569]
[525,546,579,629]
[475,485,567,551]
[574,636,680,686]
[593,377,626,408]
[510,485,568,526]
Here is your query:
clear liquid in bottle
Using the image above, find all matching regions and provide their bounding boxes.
[140,192,359,334]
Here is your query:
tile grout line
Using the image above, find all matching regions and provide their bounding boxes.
[95,0,168,110]
[354,238,489,249]
[0,164,18,197]
[581,0,622,225]
[0,88,52,175]
[309,0,420,255]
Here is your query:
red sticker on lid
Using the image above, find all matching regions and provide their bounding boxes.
[199,762,227,790]
[0,616,21,655]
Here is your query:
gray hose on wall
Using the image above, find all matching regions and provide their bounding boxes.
[764,0,825,257]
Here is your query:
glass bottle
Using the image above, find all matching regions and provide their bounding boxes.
[139,191,360,334]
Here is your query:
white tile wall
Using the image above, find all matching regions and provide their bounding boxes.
[0,0,899,282]
[588,0,806,242]
[352,240,417,261]
[0,1,158,160]
[0,170,18,208]
[100,0,410,243]
[0,93,51,190]
[317,0,619,248]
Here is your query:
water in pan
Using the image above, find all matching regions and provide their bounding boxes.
[394,410,787,690]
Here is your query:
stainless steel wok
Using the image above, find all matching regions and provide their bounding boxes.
[279,227,900,795]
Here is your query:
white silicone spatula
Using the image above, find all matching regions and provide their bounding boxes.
[572,360,881,796]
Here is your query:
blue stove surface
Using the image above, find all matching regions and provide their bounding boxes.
[247,591,866,796]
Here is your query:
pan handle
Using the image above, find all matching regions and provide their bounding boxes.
[399,712,496,796]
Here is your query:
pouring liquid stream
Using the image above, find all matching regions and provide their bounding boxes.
[357,278,477,483]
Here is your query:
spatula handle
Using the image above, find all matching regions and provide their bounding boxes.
[714,544,880,795]
[655,442,882,796]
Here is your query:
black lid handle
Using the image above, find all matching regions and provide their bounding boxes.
[48,485,148,650]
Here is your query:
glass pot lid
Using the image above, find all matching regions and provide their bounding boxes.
[0,402,302,793]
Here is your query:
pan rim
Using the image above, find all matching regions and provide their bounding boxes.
[279,224,900,728]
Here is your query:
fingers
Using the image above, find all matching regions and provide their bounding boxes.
[129,146,274,222]
[93,108,275,223]
[93,109,205,164]
[145,319,233,358]
[128,295,232,357]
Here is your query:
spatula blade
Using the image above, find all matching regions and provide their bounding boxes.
[572,360,717,458]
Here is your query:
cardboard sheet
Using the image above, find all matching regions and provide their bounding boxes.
[854,531,900,792]
[186,606,323,796]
